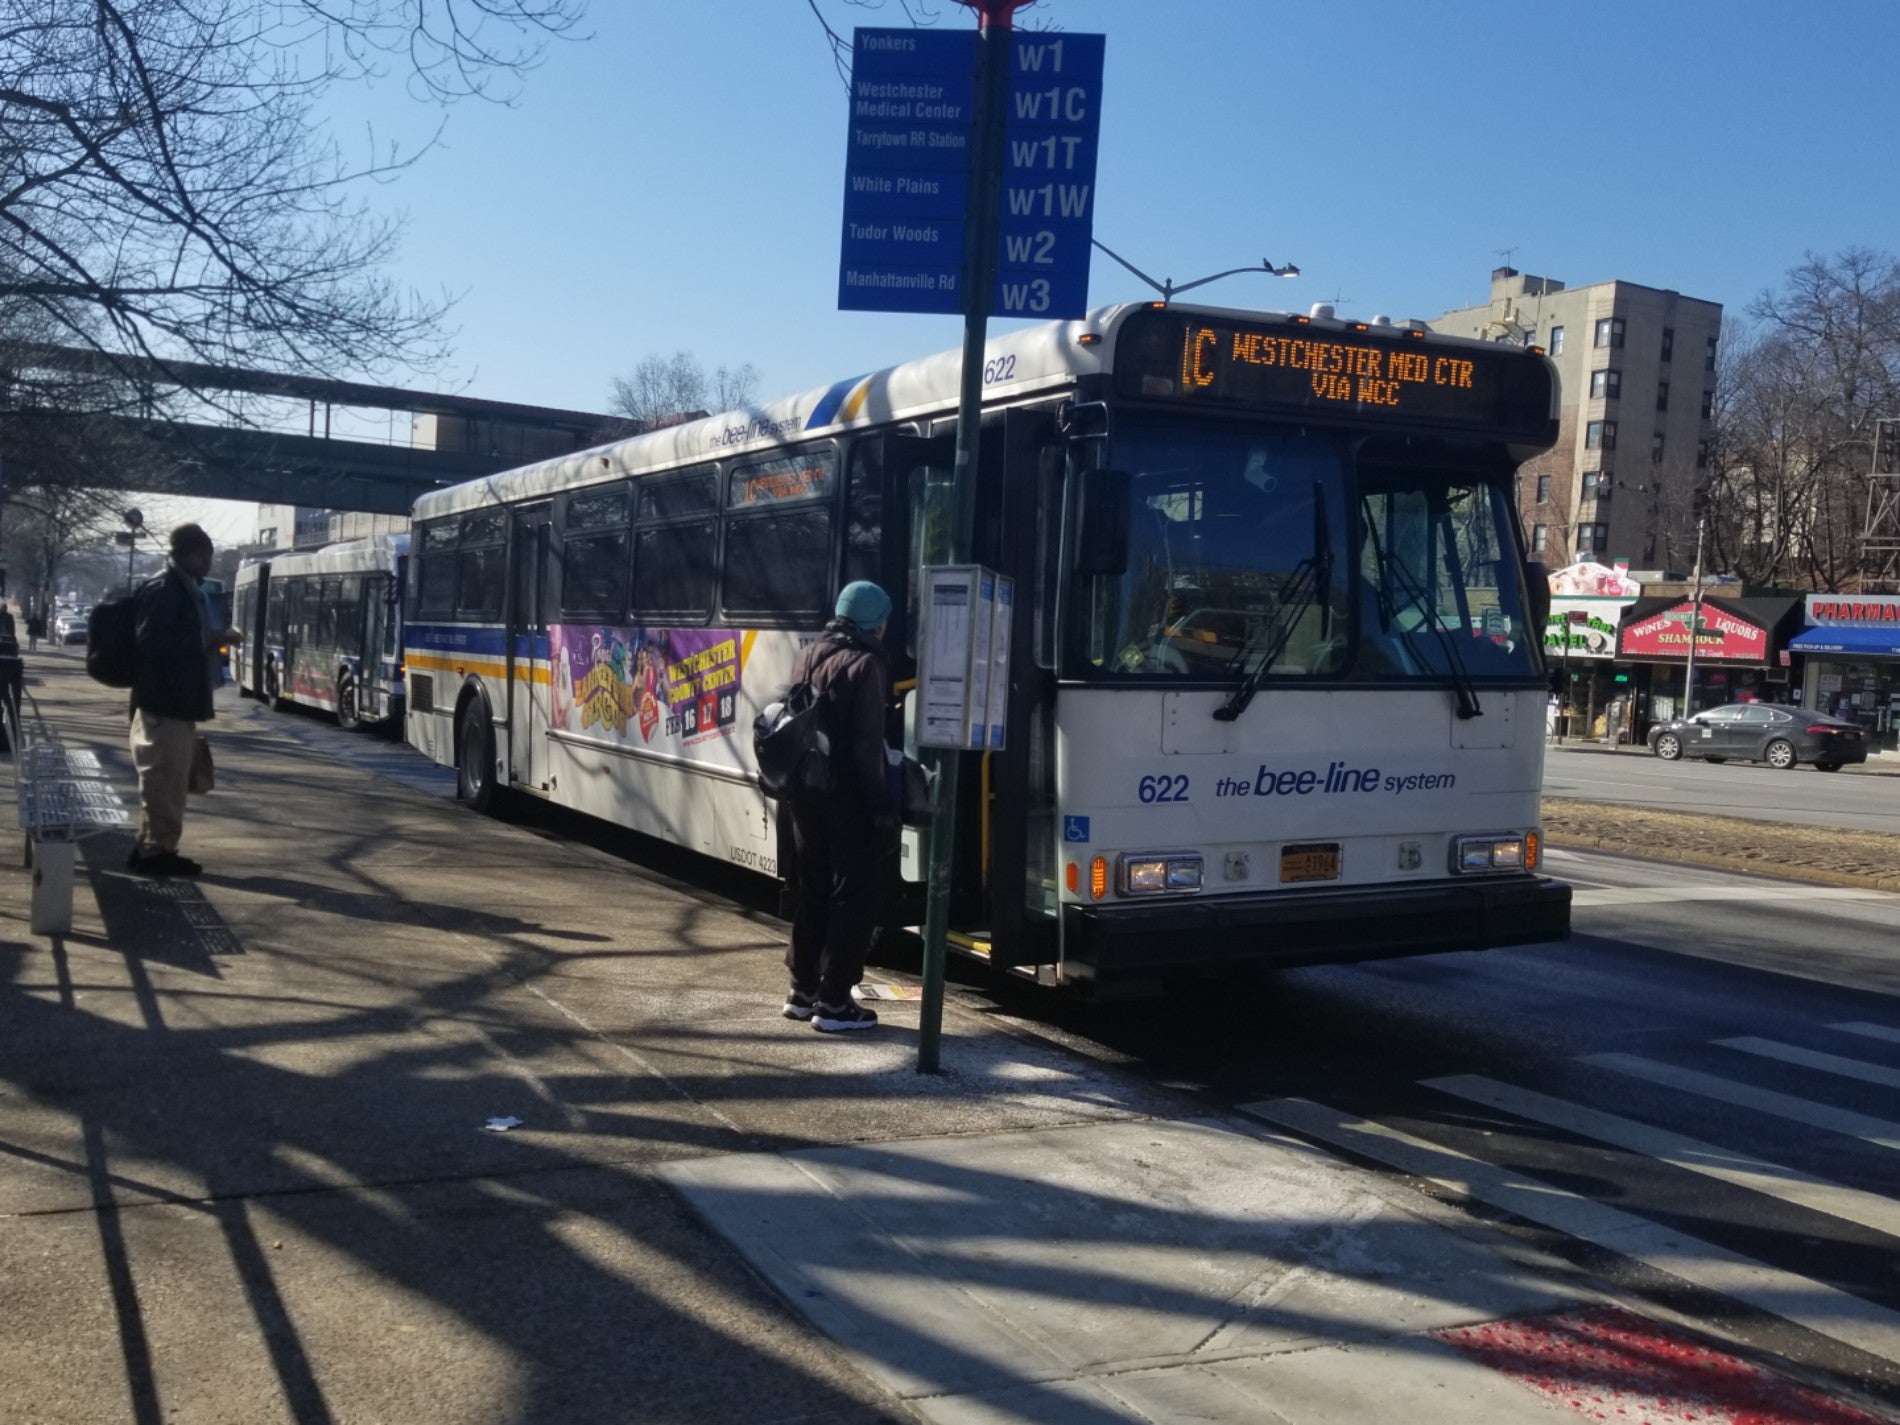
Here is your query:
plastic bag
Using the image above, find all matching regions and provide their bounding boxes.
[188,736,215,795]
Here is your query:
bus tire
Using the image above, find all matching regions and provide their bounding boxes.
[457,700,500,814]
[336,670,361,732]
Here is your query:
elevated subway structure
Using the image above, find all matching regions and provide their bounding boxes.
[2,346,641,515]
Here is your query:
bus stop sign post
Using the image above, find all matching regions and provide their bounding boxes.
[915,3,1019,1074]
[835,1,1097,1071]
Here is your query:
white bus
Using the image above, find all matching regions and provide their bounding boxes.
[405,302,1569,994]
[233,534,409,730]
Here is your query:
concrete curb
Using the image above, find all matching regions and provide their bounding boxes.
[1545,831,1900,894]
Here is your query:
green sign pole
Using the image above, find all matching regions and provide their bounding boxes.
[917,4,1018,1075]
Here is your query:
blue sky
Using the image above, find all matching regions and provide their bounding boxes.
[189,0,1900,537]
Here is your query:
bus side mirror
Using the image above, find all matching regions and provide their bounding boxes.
[1524,559,1552,633]
[1075,468,1130,576]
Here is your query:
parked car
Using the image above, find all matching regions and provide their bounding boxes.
[1648,704,1867,771]
[52,609,89,645]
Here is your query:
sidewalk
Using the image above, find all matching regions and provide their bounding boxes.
[0,654,1871,1424]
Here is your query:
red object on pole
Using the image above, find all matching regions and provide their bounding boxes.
[954,0,1035,28]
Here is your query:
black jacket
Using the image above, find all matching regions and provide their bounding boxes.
[790,621,892,815]
[132,565,215,722]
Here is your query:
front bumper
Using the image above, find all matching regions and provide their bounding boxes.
[1061,874,1571,985]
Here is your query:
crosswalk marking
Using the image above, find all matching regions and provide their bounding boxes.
[1241,1097,1900,1367]
[1423,1074,1900,1240]
[1834,1022,1900,1047]
[1717,1037,1900,1090]
[1580,1052,1900,1153]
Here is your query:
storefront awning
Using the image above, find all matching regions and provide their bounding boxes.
[1788,626,1900,657]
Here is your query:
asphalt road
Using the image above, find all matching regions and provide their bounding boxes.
[966,846,1900,1412]
[256,690,1900,1415]
[1543,742,1900,834]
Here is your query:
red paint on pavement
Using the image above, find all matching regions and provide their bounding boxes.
[1438,1307,1882,1424]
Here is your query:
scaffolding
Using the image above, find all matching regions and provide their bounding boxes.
[1861,417,1900,590]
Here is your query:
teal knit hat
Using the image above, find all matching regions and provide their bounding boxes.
[834,580,892,629]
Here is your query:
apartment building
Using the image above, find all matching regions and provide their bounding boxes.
[1431,268,1722,570]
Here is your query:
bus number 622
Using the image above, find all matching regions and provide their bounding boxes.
[1137,774,1190,804]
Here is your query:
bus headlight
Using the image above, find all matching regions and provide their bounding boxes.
[1118,853,1204,895]
[1451,835,1526,873]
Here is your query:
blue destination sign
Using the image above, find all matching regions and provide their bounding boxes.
[840,29,976,314]
[995,32,1103,319]
[838,29,1105,319]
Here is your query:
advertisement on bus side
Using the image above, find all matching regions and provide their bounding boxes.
[548,625,751,752]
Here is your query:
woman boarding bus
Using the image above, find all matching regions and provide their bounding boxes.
[404,302,1569,996]
[233,534,408,730]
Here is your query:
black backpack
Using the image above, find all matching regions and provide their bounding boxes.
[86,595,139,688]
[753,678,833,798]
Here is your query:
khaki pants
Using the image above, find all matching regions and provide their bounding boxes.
[130,711,196,853]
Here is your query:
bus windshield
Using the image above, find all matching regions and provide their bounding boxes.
[1083,423,1352,678]
[1355,454,1540,682]
[1079,421,1538,684]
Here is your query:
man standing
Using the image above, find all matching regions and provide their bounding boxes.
[781,581,896,1033]
[128,524,239,876]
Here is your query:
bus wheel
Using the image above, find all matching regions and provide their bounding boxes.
[336,671,361,732]
[457,701,499,813]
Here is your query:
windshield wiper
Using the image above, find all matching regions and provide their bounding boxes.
[1375,545,1483,720]
[1214,487,1331,722]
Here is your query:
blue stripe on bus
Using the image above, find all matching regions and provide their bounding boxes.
[406,623,511,656]
[805,373,870,429]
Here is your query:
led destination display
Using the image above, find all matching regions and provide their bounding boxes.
[1114,312,1555,438]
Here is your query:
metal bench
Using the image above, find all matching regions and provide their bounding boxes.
[6,694,131,934]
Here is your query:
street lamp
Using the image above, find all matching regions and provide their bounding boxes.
[1090,239,1299,304]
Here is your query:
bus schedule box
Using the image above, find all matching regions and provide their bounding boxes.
[917,564,1011,751]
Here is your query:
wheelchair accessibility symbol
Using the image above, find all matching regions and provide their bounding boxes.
[1063,815,1090,844]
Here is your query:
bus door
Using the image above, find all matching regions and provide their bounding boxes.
[364,573,400,719]
[281,579,308,700]
[247,563,271,691]
[975,407,1062,971]
[361,575,386,718]
[507,506,554,793]
[874,413,1059,970]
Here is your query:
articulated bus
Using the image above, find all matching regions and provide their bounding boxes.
[404,302,1570,995]
[233,534,408,730]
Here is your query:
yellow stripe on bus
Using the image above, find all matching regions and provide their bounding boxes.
[407,653,551,687]
[407,651,508,677]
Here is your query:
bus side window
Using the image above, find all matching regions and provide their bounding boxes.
[903,447,955,659]
[843,440,882,589]
[317,578,340,649]
[337,576,364,654]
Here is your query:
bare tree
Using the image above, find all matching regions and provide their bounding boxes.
[607,352,760,426]
[1713,248,1900,590]
[1,1,585,393]
[2,482,128,608]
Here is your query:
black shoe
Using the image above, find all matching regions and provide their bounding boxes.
[131,849,202,877]
[811,1000,878,1033]
[782,989,818,1021]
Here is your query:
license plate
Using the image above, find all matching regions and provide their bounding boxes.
[1280,843,1341,883]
